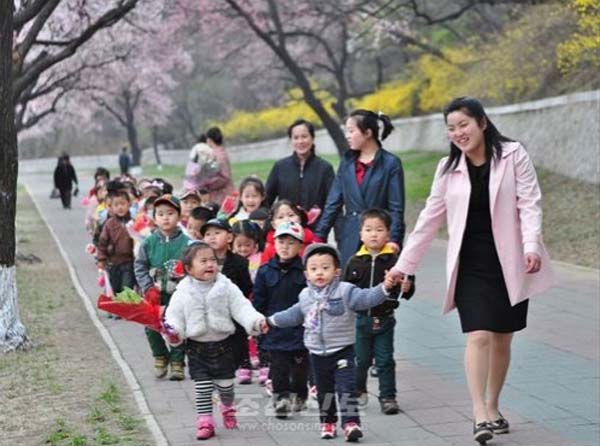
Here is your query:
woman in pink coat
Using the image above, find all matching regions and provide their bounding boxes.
[388,97,554,444]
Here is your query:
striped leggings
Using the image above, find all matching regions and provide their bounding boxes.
[194,379,234,415]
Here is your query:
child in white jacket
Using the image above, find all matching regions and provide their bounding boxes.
[164,242,267,441]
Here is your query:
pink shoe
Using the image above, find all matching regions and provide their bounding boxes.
[220,403,237,429]
[258,367,269,385]
[196,415,215,440]
[236,368,252,385]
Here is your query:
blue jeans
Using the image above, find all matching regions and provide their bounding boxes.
[310,345,359,425]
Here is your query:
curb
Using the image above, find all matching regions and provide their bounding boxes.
[23,184,169,446]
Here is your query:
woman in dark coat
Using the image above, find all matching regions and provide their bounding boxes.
[314,110,406,267]
[265,119,335,229]
[53,154,78,209]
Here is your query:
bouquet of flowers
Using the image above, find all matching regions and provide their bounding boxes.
[97,287,163,332]
[126,212,153,244]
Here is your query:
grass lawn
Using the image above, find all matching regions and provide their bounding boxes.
[0,188,153,446]
[142,150,598,268]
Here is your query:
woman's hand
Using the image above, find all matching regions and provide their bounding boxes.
[386,241,401,254]
[524,252,541,274]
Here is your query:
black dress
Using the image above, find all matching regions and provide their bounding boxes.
[454,158,528,333]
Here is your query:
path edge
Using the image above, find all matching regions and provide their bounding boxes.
[23,184,169,446]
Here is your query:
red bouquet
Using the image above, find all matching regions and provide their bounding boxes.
[97,287,163,332]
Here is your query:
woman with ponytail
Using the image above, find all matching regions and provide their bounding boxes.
[314,109,406,267]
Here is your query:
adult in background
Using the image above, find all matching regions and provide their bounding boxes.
[265,119,335,229]
[314,109,406,267]
[388,97,555,444]
[197,127,235,206]
[53,153,79,209]
[119,146,131,175]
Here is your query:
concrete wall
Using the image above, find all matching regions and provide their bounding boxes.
[20,90,600,183]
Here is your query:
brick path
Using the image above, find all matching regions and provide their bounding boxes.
[22,173,599,446]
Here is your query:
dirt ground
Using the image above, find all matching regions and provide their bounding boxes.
[0,189,153,446]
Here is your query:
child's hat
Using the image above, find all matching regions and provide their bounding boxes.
[178,189,201,200]
[302,243,341,267]
[153,194,181,213]
[200,218,232,236]
[249,207,269,220]
[274,221,304,242]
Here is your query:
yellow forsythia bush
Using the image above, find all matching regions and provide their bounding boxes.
[557,0,600,74]
[351,79,420,117]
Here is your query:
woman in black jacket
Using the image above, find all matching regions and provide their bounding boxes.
[53,154,79,209]
[265,119,335,229]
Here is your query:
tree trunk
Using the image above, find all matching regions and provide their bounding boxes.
[125,102,141,166]
[151,126,163,171]
[0,0,31,353]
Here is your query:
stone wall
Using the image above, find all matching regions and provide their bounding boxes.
[20,90,600,183]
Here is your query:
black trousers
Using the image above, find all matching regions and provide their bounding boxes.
[310,345,360,425]
[108,262,136,293]
[231,322,251,369]
[59,188,72,209]
[270,349,309,401]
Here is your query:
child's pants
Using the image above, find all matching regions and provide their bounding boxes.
[231,322,251,369]
[355,314,396,399]
[310,345,360,426]
[146,290,184,363]
[269,349,309,402]
[108,262,136,293]
[194,379,234,414]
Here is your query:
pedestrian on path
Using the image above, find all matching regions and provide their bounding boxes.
[267,244,397,442]
[163,242,267,441]
[196,127,236,207]
[118,146,131,175]
[314,109,406,267]
[134,194,191,381]
[53,153,79,209]
[265,119,335,229]
[387,97,555,444]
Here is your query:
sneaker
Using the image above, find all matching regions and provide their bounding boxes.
[236,368,252,385]
[343,422,363,442]
[473,421,494,444]
[291,395,307,412]
[369,367,378,377]
[154,356,168,379]
[309,384,318,401]
[380,397,400,415]
[220,403,237,429]
[320,422,337,439]
[356,392,368,408]
[258,367,269,386]
[274,398,290,419]
[264,379,273,397]
[489,413,510,434]
[196,414,215,440]
[168,361,185,381]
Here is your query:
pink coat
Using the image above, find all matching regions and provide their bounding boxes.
[198,145,236,206]
[393,142,555,314]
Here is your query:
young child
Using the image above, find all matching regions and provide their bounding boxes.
[179,189,202,227]
[201,218,254,384]
[97,189,136,302]
[163,242,267,440]
[187,206,216,241]
[134,194,191,381]
[231,220,263,282]
[253,222,308,418]
[343,208,415,415]
[228,177,266,224]
[267,243,396,442]
[261,199,315,264]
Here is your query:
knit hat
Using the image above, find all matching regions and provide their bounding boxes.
[274,221,304,242]
[302,243,341,267]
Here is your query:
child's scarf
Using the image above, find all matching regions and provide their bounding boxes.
[303,276,341,333]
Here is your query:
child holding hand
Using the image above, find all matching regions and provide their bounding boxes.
[267,243,396,442]
[164,242,268,440]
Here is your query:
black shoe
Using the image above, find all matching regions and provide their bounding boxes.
[489,413,510,434]
[380,397,400,415]
[473,421,493,444]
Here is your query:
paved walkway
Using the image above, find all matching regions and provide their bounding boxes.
[21,173,599,446]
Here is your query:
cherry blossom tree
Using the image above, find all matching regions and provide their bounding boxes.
[1,0,145,353]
